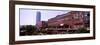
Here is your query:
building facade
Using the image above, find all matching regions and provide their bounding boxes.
[47,11,90,30]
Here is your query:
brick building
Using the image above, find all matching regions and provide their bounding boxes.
[47,11,90,30]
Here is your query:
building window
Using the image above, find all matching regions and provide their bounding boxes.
[74,14,79,19]
[65,18,69,20]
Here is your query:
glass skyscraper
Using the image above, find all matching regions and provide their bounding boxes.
[36,11,41,24]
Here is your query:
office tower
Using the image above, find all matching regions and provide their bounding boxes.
[36,11,41,24]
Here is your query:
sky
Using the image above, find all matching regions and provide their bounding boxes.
[20,8,70,25]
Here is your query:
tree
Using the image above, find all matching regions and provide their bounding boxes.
[77,27,89,33]
[20,25,39,35]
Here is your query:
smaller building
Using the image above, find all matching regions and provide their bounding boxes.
[36,21,48,30]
